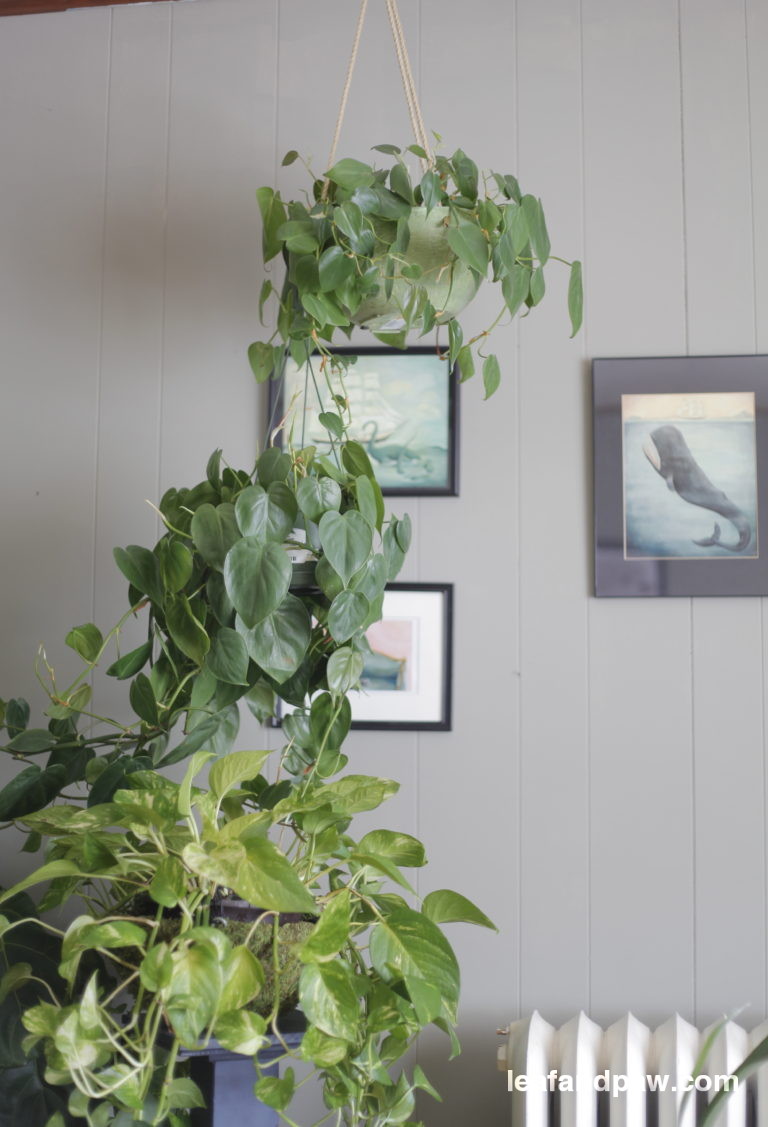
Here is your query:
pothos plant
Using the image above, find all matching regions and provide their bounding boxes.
[0,438,494,1127]
[249,141,583,399]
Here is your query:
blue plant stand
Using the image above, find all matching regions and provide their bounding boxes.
[181,1012,306,1127]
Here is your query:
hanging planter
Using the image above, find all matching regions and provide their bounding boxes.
[249,0,582,401]
[350,204,483,332]
[252,144,582,399]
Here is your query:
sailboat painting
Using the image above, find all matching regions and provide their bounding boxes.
[272,347,459,495]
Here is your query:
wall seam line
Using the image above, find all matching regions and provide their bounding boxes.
[677,0,697,1025]
[157,3,173,524]
[744,0,759,356]
[742,0,766,1018]
[578,0,592,1017]
[513,0,523,1023]
[690,598,697,1025]
[415,0,422,1078]
[91,6,113,678]
[677,0,690,357]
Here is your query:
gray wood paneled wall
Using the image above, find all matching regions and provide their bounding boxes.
[1,1,766,1122]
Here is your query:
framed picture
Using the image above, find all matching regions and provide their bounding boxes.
[273,583,453,731]
[593,355,768,596]
[348,582,453,730]
[268,347,459,496]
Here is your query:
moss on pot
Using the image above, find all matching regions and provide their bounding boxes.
[216,914,315,1018]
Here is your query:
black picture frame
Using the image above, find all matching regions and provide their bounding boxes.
[267,347,460,497]
[593,355,768,596]
[272,583,453,732]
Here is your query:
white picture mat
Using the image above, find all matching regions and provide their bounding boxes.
[348,589,445,723]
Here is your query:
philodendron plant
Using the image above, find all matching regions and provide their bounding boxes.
[250,142,583,399]
[0,439,494,1127]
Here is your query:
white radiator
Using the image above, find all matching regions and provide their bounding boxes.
[498,1012,768,1127]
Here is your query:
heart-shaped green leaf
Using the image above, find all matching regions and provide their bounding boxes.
[326,158,375,190]
[504,201,529,255]
[482,354,501,400]
[257,447,292,486]
[309,692,351,751]
[422,889,496,930]
[328,590,370,642]
[129,673,159,726]
[298,891,350,963]
[236,595,310,682]
[224,540,291,628]
[502,263,532,319]
[358,830,427,868]
[299,961,359,1041]
[106,640,152,681]
[297,476,342,523]
[214,1009,267,1055]
[0,764,67,822]
[206,626,250,685]
[113,545,163,605]
[165,595,210,665]
[157,539,194,593]
[446,223,489,276]
[209,749,271,800]
[235,483,297,542]
[318,246,355,292]
[65,623,103,663]
[326,647,364,694]
[521,194,550,263]
[319,511,373,586]
[220,946,265,1011]
[369,908,460,1019]
[568,260,583,337]
[191,503,240,571]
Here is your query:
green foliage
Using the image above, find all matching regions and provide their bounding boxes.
[251,143,582,398]
[0,445,494,1127]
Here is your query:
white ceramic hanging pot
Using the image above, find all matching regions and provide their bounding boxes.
[351,205,483,333]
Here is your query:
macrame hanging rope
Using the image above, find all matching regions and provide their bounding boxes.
[384,0,432,167]
[322,0,432,198]
[322,0,370,196]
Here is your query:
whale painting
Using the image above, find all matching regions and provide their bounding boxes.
[623,391,759,560]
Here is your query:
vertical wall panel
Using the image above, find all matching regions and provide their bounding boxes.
[747,0,768,1020]
[582,0,695,1023]
[418,3,519,1122]
[516,0,591,1022]
[0,9,110,881]
[93,4,172,723]
[160,0,278,751]
[160,0,274,491]
[748,0,768,357]
[679,0,765,1024]
[680,0,754,355]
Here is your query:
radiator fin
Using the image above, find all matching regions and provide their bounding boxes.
[702,1021,748,1127]
[601,1014,651,1127]
[557,1012,602,1127]
[749,1019,768,1127]
[508,1012,557,1127]
[651,1013,699,1127]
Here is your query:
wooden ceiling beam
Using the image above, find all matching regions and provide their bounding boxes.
[0,0,179,16]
